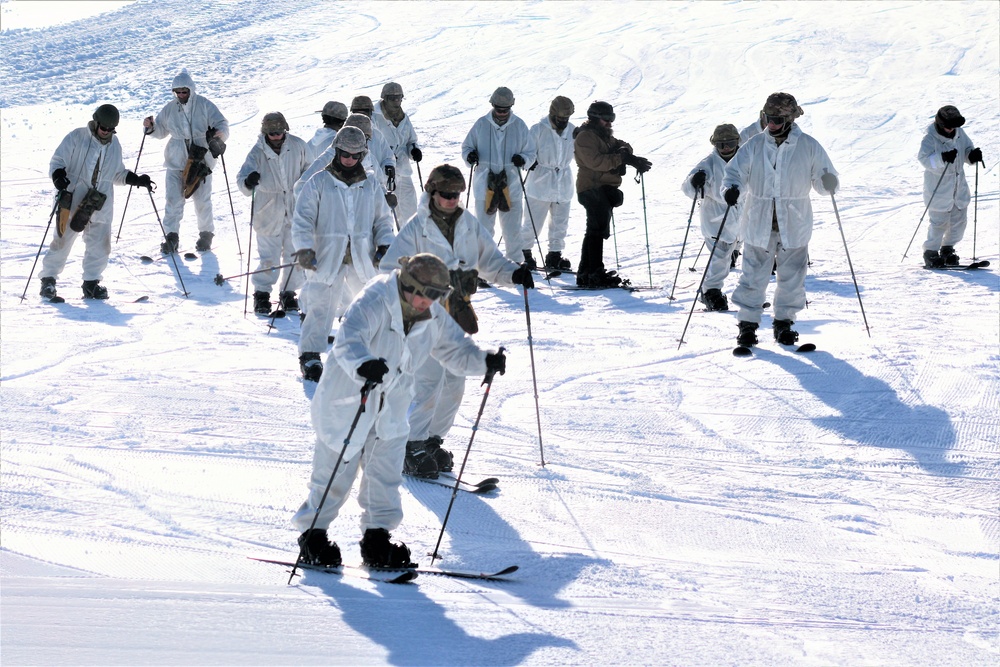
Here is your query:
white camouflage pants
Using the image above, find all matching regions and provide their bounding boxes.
[923,205,968,251]
[476,195,525,262]
[701,237,734,292]
[407,355,467,444]
[298,268,366,355]
[393,171,419,228]
[520,197,571,254]
[732,230,808,324]
[162,169,214,236]
[41,219,112,283]
[251,225,304,293]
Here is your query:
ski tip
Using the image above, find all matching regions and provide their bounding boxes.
[48,296,67,304]
[183,252,198,260]
[762,301,771,309]
[473,483,499,494]
[389,570,418,584]
[733,346,753,357]
[140,255,154,263]
[134,295,150,303]
[796,343,817,353]
[269,310,287,319]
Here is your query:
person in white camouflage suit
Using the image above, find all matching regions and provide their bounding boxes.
[372,82,422,226]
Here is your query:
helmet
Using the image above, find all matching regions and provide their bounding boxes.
[332,126,368,155]
[350,95,375,116]
[424,164,466,194]
[344,113,373,140]
[489,86,515,107]
[381,82,404,99]
[261,112,289,135]
[935,105,965,129]
[549,96,575,117]
[587,101,615,122]
[399,253,452,301]
[92,104,120,129]
[318,100,349,120]
[762,92,803,121]
[710,123,740,144]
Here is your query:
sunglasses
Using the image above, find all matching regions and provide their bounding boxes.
[402,282,452,301]
[340,151,365,160]
[173,89,190,95]
[97,124,116,134]
[437,191,460,200]
[266,130,286,137]
[765,114,787,126]
[493,105,511,113]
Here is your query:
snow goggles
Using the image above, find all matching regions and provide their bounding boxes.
[437,191,461,200]
[714,139,738,151]
[97,124,116,134]
[402,281,452,301]
[492,105,512,113]
[765,114,787,126]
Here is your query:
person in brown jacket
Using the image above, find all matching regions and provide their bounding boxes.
[573,101,651,287]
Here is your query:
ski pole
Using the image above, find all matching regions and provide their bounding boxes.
[213,262,296,286]
[115,130,148,243]
[677,206,732,349]
[243,188,256,317]
[415,156,423,192]
[669,194,699,301]
[971,159,979,261]
[20,196,60,301]
[610,210,620,271]
[430,348,504,564]
[219,152,243,257]
[523,288,545,466]
[148,190,189,298]
[638,172,653,287]
[688,240,706,272]
[465,162,475,209]
[828,183,871,337]
[288,381,376,584]
[901,167,947,261]
[516,167,554,284]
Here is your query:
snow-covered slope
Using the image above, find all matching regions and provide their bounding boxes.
[2,1,998,664]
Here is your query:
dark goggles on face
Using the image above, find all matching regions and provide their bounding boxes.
[173,88,190,95]
[714,139,738,151]
[97,124,116,134]
[765,114,787,126]
[402,282,452,301]
[339,151,365,160]
[493,105,511,113]
[437,191,461,200]
[384,94,403,102]
[266,130,286,137]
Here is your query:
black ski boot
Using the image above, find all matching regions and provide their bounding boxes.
[82,280,109,300]
[939,245,960,266]
[253,291,271,315]
[701,288,729,312]
[279,291,299,312]
[737,321,759,347]
[773,319,800,345]
[923,250,945,268]
[39,277,58,300]
[297,528,342,567]
[195,231,214,252]
[544,251,571,271]
[160,232,179,254]
[521,249,538,271]
[730,248,741,269]
[403,439,439,478]
[299,352,323,382]
[359,528,417,569]
[423,435,453,473]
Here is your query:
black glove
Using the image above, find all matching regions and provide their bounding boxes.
[373,245,389,266]
[528,160,538,171]
[467,150,479,166]
[690,170,707,191]
[126,171,154,191]
[512,264,535,289]
[385,192,398,208]
[357,358,389,384]
[52,168,70,191]
[942,148,958,164]
[385,165,396,190]
[244,171,261,189]
[410,146,422,162]
[295,248,316,270]
[485,350,506,377]
[624,154,652,174]
[968,147,983,164]
[206,128,226,158]
[821,172,838,194]
[511,154,526,168]
[724,185,740,207]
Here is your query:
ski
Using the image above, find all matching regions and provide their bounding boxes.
[557,285,661,293]
[46,295,149,304]
[404,473,498,494]
[249,557,417,584]
[733,342,815,357]
[924,260,990,271]
[437,472,500,488]
[414,564,518,580]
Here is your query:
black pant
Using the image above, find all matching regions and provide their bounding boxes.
[577,187,614,275]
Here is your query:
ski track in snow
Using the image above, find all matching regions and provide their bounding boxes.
[2,1,1000,665]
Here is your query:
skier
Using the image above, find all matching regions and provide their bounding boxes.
[461,87,537,262]
[142,69,229,254]
[379,164,534,478]
[721,92,838,348]
[348,96,397,194]
[680,123,742,311]
[293,253,507,568]
[39,104,154,301]
[520,95,577,272]
[573,100,652,288]
[739,113,765,145]
[917,105,983,268]
[372,82,422,225]
[236,112,311,315]
[305,100,348,164]
[291,126,395,382]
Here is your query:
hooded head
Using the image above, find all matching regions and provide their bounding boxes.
[548,96,574,132]
[710,123,740,161]
[587,101,615,123]
[935,105,965,137]
[171,70,196,103]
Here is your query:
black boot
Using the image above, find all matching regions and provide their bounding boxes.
[253,291,271,315]
[39,277,58,300]
[701,288,729,312]
[773,319,799,345]
[297,528,342,567]
[160,232,179,254]
[521,249,537,271]
[403,439,439,478]
[423,435,453,472]
[279,291,299,311]
[737,321,759,347]
[923,250,945,268]
[299,352,323,382]
[544,251,571,271]
[82,280,109,300]
[359,528,416,568]
[939,245,960,266]
[195,231,214,252]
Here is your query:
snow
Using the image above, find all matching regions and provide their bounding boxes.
[1,1,998,664]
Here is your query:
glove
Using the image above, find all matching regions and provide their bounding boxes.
[512,264,535,289]
[384,165,396,190]
[528,160,538,171]
[690,170,707,191]
[373,245,389,266]
[52,168,70,191]
[968,147,983,164]
[624,154,652,174]
[206,128,226,158]
[410,146,422,162]
[294,248,316,270]
[511,154,526,168]
[244,171,261,189]
[385,192,398,208]
[126,171,154,191]
[942,148,958,164]
[485,350,506,377]
[143,116,154,134]
[724,185,740,207]
[357,358,389,384]
[821,172,838,194]
[467,150,479,166]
